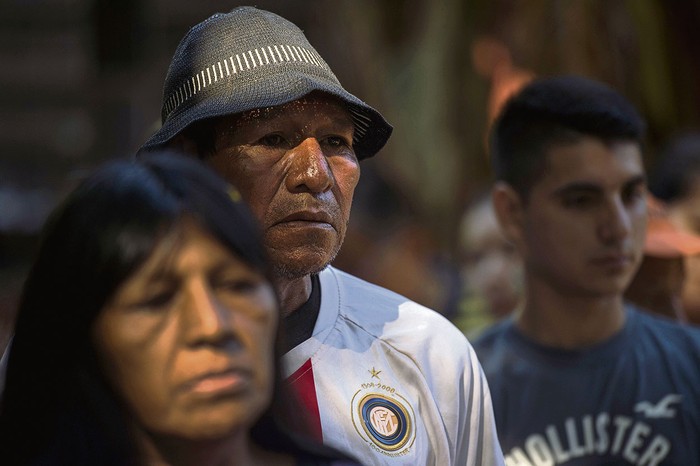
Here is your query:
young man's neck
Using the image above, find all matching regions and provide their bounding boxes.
[516,278,627,349]
[273,274,313,318]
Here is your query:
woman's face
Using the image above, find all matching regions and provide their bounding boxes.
[93,220,278,440]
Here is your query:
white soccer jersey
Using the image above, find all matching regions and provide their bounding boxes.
[282,267,504,466]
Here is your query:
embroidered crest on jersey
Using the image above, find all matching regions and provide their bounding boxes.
[351,381,415,456]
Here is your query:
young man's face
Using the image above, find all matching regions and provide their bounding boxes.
[515,137,648,298]
[205,92,359,280]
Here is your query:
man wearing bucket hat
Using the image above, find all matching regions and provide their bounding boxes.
[139,6,504,466]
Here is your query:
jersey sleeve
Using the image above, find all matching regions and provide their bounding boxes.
[456,339,505,465]
[394,302,505,465]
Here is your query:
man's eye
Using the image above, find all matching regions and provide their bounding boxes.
[257,134,286,147]
[325,136,349,147]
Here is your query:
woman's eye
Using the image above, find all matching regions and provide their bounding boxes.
[218,278,259,293]
[136,290,176,310]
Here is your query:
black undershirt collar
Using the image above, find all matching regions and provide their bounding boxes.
[279,274,321,354]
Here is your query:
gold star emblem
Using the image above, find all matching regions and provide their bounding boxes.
[369,367,382,379]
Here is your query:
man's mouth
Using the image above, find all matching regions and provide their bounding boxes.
[275,210,334,228]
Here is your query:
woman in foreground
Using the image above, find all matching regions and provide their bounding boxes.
[0,153,359,466]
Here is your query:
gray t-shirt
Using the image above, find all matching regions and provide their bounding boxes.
[474,306,700,465]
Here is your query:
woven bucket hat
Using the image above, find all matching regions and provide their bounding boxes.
[139,6,392,160]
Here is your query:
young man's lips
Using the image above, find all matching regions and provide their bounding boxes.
[591,254,632,268]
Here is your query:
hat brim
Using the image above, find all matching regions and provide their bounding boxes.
[139,71,392,160]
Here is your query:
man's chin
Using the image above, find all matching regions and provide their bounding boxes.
[268,249,339,281]
[272,261,331,281]
[265,239,342,281]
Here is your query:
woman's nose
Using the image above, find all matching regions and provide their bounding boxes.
[182,281,233,346]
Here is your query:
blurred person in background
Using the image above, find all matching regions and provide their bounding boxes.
[451,38,532,338]
[649,131,700,325]
[474,75,700,465]
[471,35,535,126]
[138,7,503,466]
[333,168,452,318]
[625,194,700,321]
[0,153,361,465]
[453,193,523,338]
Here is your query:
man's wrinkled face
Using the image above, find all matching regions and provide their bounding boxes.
[206,93,359,280]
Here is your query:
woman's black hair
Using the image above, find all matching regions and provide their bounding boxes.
[0,152,351,465]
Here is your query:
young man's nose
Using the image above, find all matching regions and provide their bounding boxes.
[285,138,334,193]
[599,197,633,242]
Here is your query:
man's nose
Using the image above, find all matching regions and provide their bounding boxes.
[285,138,334,194]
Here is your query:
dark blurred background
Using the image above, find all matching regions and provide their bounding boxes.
[2,0,700,349]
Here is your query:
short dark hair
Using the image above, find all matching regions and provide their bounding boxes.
[649,131,700,202]
[490,75,646,200]
[0,152,270,464]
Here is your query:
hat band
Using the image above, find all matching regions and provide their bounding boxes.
[163,44,330,122]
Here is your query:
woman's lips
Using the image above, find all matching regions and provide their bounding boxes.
[182,369,252,396]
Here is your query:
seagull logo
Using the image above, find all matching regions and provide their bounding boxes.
[634,394,683,418]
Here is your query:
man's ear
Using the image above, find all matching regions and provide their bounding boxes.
[492,181,526,248]
[169,133,200,157]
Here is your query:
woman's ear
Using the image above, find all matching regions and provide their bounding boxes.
[492,181,526,249]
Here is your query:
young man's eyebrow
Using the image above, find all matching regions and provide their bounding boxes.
[552,174,647,197]
[622,174,647,189]
[552,182,603,197]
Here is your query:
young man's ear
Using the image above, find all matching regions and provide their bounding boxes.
[492,181,526,249]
